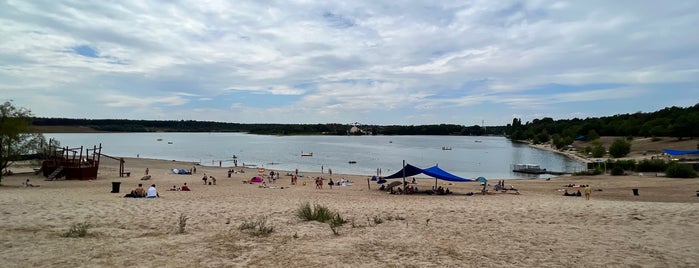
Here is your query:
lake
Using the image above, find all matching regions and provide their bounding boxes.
[46,133,586,179]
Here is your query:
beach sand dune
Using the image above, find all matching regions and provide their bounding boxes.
[1,157,698,267]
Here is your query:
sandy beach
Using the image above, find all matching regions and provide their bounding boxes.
[1,154,699,268]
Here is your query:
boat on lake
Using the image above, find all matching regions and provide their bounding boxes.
[441,146,452,150]
[301,152,313,157]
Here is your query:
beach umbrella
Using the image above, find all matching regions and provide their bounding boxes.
[475,177,487,182]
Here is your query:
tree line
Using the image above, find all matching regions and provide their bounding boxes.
[506,103,699,148]
[32,118,507,136]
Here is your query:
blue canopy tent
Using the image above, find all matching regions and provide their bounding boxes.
[382,162,472,190]
[663,149,699,156]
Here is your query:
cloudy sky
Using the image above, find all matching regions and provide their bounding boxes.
[1,1,698,125]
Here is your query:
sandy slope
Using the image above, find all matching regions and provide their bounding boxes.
[1,155,698,267]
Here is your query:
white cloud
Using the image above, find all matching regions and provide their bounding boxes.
[0,0,697,124]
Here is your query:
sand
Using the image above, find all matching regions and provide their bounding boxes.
[1,153,699,267]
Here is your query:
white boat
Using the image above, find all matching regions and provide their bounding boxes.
[301,152,313,157]
[441,146,452,150]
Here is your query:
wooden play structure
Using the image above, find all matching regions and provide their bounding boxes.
[42,144,103,180]
[41,142,133,180]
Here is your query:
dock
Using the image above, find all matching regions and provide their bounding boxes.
[511,164,570,175]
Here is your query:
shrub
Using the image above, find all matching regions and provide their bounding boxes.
[63,222,90,238]
[329,213,347,236]
[611,166,625,176]
[610,159,636,171]
[665,163,697,178]
[239,216,274,237]
[636,159,669,172]
[296,202,336,223]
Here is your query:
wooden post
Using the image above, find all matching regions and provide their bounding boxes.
[402,160,406,193]
[367,178,370,190]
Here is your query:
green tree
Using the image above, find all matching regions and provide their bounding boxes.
[1,101,46,184]
[586,129,600,141]
[591,144,606,158]
[608,139,631,158]
[665,163,697,178]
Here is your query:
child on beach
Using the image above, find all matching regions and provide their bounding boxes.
[584,185,592,200]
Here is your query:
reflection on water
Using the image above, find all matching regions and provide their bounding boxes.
[47,133,586,179]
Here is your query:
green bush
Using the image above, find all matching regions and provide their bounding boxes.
[609,139,631,158]
[592,144,606,158]
[610,159,636,171]
[665,163,697,178]
[611,166,625,176]
[296,202,336,223]
[636,159,669,172]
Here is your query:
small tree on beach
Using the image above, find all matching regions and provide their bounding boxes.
[609,139,631,158]
[0,101,46,184]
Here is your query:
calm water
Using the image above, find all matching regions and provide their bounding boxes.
[46,133,585,179]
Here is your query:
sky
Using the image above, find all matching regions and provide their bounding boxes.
[1,1,698,126]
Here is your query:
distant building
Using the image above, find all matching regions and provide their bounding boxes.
[349,126,362,134]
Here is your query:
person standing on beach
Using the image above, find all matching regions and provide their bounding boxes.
[145,168,149,175]
[584,185,592,200]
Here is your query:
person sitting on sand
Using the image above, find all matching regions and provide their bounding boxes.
[169,185,177,191]
[563,189,571,196]
[260,181,268,188]
[21,179,39,187]
[125,183,146,198]
[181,183,190,191]
[146,184,159,198]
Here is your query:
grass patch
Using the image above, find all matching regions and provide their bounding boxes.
[63,222,90,238]
[296,202,349,235]
[239,216,274,237]
[329,213,348,235]
[296,202,335,223]
[177,213,188,234]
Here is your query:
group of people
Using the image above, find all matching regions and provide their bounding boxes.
[124,183,160,198]
[430,186,452,195]
[562,185,592,200]
[169,182,191,191]
[327,178,350,189]
[387,185,421,195]
[227,168,245,177]
[202,174,216,185]
[493,180,518,192]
